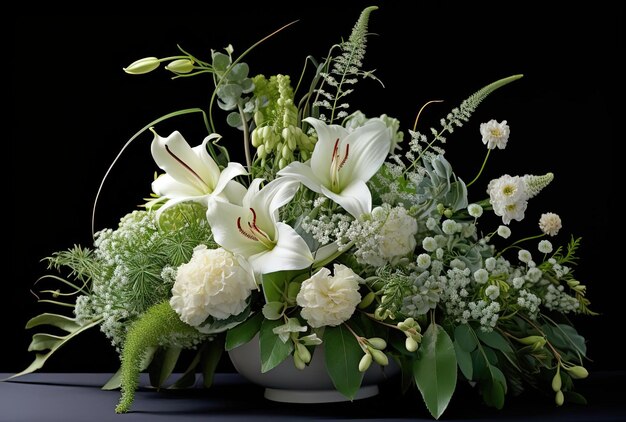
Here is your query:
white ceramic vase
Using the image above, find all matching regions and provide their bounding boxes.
[228,336,399,403]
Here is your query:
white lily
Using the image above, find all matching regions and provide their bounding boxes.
[150,130,247,216]
[277,117,391,218]
[206,177,313,274]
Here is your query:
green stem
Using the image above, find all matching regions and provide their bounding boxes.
[466,149,491,188]
[496,233,546,258]
[238,104,252,170]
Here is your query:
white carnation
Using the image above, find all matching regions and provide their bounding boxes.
[539,212,562,236]
[170,246,256,329]
[480,119,510,150]
[297,264,362,328]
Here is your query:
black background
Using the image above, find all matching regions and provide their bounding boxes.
[9,3,621,378]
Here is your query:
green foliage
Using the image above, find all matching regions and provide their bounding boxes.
[116,301,202,413]
[324,324,365,400]
[413,324,457,420]
[259,319,293,372]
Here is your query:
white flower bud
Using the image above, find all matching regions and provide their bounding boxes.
[123,57,160,74]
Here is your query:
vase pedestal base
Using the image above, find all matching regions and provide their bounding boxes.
[264,385,379,403]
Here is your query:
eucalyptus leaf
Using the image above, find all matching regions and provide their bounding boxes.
[226,112,242,128]
[413,324,457,420]
[225,312,263,351]
[229,63,249,82]
[324,325,364,400]
[260,319,293,372]
[212,52,231,73]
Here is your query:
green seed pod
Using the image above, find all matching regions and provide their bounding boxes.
[358,353,372,372]
[254,110,264,126]
[358,291,376,309]
[281,127,290,141]
[282,144,291,160]
[286,133,297,150]
[369,348,389,366]
[551,371,562,392]
[278,158,287,169]
[566,365,589,379]
[296,342,311,364]
[251,128,261,147]
[257,144,266,159]
[555,390,564,406]
[406,337,419,352]
[367,337,387,350]
[293,353,305,370]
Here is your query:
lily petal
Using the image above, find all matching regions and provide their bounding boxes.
[151,131,220,193]
[206,198,266,258]
[221,180,247,206]
[276,161,323,194]
[212,161,247,197]
[321,179,372,218]
[339,119,390,186]
[304,117,348,187]
[247,222,313,273]
[152,174,202,198]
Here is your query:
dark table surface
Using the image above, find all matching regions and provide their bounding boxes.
[1,371,625,422]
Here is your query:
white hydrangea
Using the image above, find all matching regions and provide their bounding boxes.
[297,264,362,328]
[422,236,438,252]
[170,246,257,329]
[485,257,497,272]
[539,212,562,236]
[480,119,510,150]
[375,206,417,262]
[474,268,489,284]
[497,225,511,239]
[417,253,432,269]
[518,249,532,264]
[487,175,529,224]
[538,240,553,254]
[468,204,483,218]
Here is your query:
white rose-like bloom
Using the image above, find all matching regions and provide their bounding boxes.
[480,119,510,150]
[539,212,562,236]
[375,206,418,263]
[170,246,257,329]
[297,264,362,328]
[488,175,529,224]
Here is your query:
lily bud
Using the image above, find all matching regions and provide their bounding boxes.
[555,390,564,406]
[358,291,376,309]
[551,371,562,392]
[358,352,372,372]
[369,348,389,366]
[516,335,546,350]
[566,365,589,379]
[406,337,419,352]
[293,353,305,370]
[367,337,387,350]
[165,59,194,74]
[295,342,311,364]
[123,57,160,74]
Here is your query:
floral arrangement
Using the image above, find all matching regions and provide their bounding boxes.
[11,7,594,419]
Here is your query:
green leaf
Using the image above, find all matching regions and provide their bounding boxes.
[5,317,102,381]
[225,312,263,351]
[543,323,587,358]
[413,324,458,420]
[169,346,203,389]
[324,325,364,400]
[453,339,473,380]
[102,368,122,390]
[201,336,224,388]
[454,324,478,353]
[481,376,505,409]
[26,313,81,332]
[476,329,513,354]
[262,302,285,320]
[261,271,298,303]
[212,52,231,73]
[259,319,293,373]
[149,346,182,388]
[564,391,588,405]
